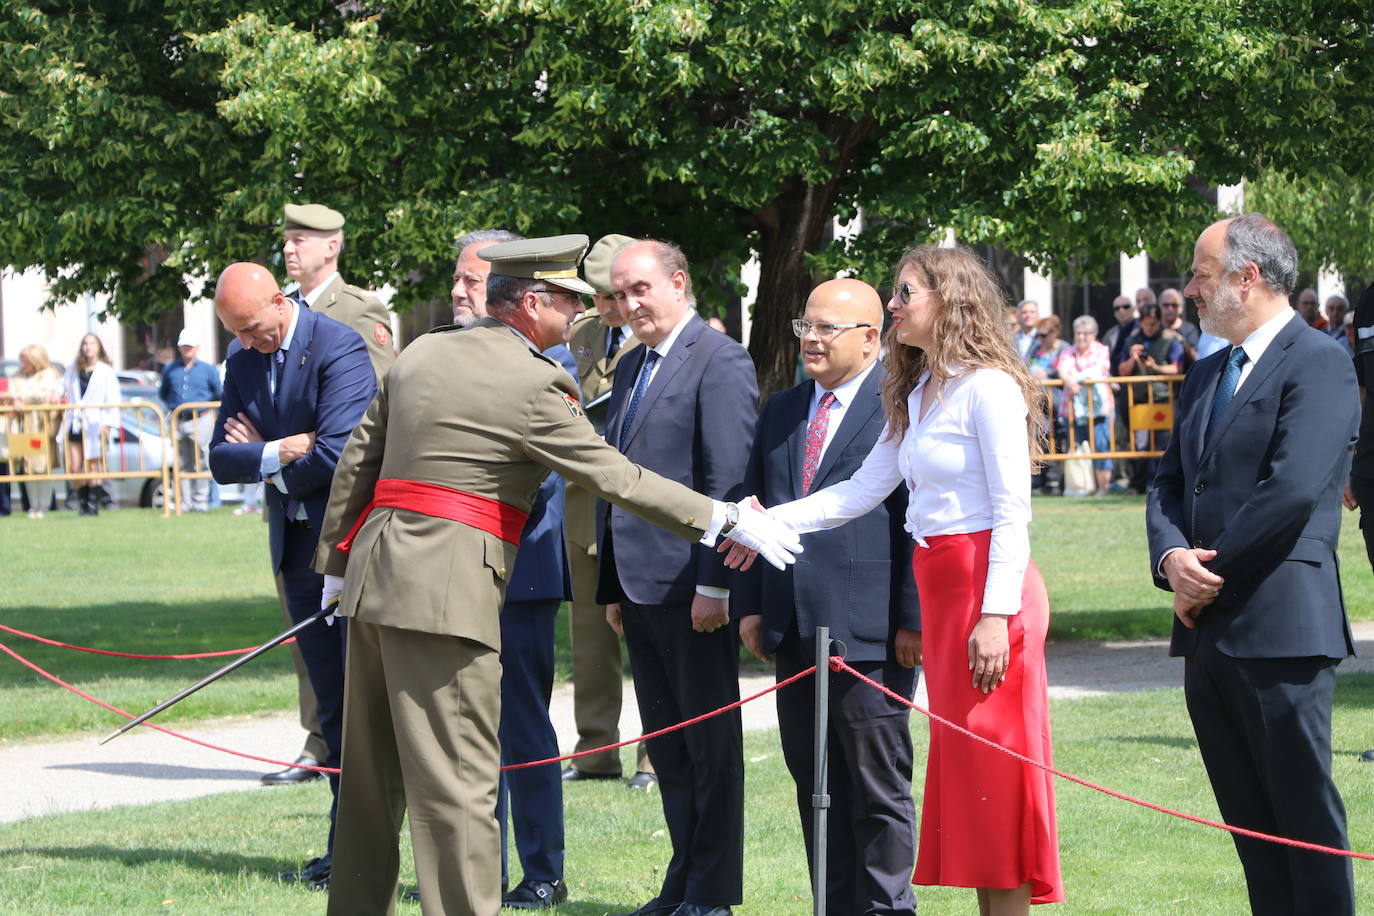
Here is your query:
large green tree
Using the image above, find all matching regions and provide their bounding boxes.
[1,1,1370,393]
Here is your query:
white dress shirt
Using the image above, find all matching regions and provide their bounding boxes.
[1231,306,1296,394]
[771,366,1032,615]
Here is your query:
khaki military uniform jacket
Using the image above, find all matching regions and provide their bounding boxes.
[310,274,396,379]
[566,313,641,553]
[313,318,712,652]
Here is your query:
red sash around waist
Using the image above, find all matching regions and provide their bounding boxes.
[336,479,529,552]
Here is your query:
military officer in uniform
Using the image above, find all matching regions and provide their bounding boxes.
[312,234,800,916]
[262,202,398,787]
[283,203,397,377]
[561,233,655,787]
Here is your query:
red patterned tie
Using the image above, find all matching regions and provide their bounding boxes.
[801,392,836,495]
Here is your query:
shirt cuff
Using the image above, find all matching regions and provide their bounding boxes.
[696,499,728,547]
[696,585,730,599]
[259,440,283,477]
[1157,546,1184,580]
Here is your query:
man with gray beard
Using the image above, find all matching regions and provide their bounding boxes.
[1147,213,1357,916]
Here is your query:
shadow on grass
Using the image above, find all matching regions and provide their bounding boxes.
[0,599,293,687]
[1047,606,1173,642]
[0,842,283,875]
[47,761,262,781]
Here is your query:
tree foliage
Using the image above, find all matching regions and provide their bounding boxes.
[1,1,1371,392]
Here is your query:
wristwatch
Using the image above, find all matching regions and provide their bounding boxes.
[720,501,739,536]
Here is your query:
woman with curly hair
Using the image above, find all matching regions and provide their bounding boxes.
[739,245,1063,913]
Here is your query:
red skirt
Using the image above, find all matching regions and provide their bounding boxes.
[911,529,1064,904]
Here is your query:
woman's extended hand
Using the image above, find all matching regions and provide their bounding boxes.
[968,615,1011,694]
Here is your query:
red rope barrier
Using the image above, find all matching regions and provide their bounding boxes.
[0,622,286,660]
[499,664,818,771]
[5,624,1365,863]
[0,638,338,775]
[828,655,1373,862]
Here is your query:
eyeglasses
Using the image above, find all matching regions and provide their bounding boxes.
[530,287,583,303]
[791,319,871,341]
[895,282,936,305]
[1113,304,1133,312]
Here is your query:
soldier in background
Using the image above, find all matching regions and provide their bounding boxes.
[561,233,656,789]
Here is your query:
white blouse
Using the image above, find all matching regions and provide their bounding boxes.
[769,367,1032,615]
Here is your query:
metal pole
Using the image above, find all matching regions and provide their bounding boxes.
[99,606,331,744]
[812,625,830,916]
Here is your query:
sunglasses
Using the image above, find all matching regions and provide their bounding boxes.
[895,281,936,305]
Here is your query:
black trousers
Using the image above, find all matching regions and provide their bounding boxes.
[280,520,347,850]
[621,599,744,907]
[775,631,918,916]
[1184,641,1353,916]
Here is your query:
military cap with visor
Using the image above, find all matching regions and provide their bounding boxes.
[479,234,595,296]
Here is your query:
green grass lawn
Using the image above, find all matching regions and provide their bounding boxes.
[3,681,1374,914]
[3,502,1374,912]
[3,498,1373,743]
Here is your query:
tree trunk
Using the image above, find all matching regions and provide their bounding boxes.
[748,181,845,399]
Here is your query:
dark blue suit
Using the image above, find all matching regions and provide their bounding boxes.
[597,313,757,908]
[210,305,376,850]
[736,366,920,915]
[497,345,575,888]
[1147,313,1358,916]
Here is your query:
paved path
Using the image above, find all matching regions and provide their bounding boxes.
[6,623,1374,824]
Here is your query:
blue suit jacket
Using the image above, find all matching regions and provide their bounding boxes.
[505,345,576,603]
[596,313,758,607]
[210,306,377,573]
[1147,313,1358,660]
[736,368,919,662]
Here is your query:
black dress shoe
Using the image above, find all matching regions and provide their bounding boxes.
[279,855,331,891]
[502,878,568,909]
[1361,749,1374,762]
[670,906,731,916]
[626,770,658,791]
[261,754,324,785]
[611,898,680,916]
[561,766,619,782]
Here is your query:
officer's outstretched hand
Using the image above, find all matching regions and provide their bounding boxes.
[722,500,801,571]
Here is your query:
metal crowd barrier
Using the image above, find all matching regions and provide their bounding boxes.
[0,401,173,517]
[166,401,220,517]
[1036,374,1183,463]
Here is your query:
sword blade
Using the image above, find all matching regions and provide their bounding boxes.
[98,606,332,745]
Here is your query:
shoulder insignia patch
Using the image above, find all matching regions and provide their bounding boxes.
[374,323,390,346]
[563,394,584,418]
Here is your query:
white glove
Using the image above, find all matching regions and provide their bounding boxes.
[321,574,344,625]
[723,500,803,570]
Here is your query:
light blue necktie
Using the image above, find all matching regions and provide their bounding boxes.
[619,350,660,448]
[1206,346,1247,444]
